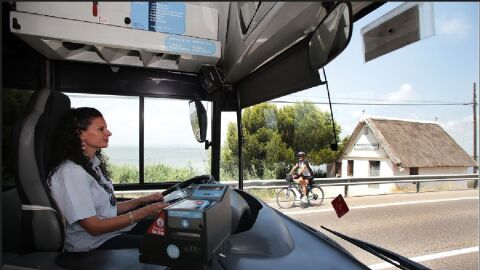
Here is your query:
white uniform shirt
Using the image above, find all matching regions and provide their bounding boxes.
[49,156,134,252]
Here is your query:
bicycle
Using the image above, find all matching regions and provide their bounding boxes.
[276,174,325,209]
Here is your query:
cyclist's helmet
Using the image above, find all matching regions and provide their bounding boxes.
[297,151,305,157]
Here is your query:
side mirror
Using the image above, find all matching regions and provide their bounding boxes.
[189,100,208,143]
[308,3,352,70]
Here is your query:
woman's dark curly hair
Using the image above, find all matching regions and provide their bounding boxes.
[48,107,112,191]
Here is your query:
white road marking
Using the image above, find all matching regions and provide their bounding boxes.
[281,196,479,216]
[368,246,479,269]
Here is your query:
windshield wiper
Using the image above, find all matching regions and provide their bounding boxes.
[321,226,431,270]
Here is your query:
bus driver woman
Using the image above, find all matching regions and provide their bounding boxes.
[48,107,167,252]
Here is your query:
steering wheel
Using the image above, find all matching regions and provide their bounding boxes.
[161,175,217,204]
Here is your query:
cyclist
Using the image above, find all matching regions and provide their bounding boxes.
[289,151,313,205]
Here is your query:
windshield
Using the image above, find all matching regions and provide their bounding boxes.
[220,2,479,269]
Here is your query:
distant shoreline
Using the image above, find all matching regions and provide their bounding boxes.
[103,145,209,171]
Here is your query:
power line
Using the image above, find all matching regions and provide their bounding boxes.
[285,95,468,103]
[269,100,473,106]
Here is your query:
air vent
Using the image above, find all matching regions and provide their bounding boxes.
[10,6,220,72]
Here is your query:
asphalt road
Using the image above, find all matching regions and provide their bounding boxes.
[270,189,479,269]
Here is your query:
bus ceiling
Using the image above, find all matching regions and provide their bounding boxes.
[3,2,384,108]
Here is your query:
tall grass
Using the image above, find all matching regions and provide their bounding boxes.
[109,160,286,184]
[109,163,199,184]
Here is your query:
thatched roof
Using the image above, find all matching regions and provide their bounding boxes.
[342,117,478,168]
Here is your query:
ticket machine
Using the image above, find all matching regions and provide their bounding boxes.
[139,184,231,268]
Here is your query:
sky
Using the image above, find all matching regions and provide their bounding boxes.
[273,2,479,156]
[69,2,479,156]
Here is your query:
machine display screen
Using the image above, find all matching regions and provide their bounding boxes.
[191,185,226,199]
[168,199,210,211]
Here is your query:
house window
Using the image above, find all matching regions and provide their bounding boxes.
[410,167,419,175]
[335,162,342,177]
[347,160,354,176]
[369,161,380,176]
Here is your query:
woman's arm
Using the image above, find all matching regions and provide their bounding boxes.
[117,192,163,214]
[79,202,166,235]
[289,164,298,174]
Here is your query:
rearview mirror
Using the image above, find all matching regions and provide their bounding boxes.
[308,3,352,70]
[189,100,207,143]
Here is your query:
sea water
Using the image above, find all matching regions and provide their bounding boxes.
[103,145,209,171]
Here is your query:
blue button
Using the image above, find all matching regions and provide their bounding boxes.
[181,219,190,228]
[167,244,180,259]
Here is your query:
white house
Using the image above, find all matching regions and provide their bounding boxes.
[337,117,477,193]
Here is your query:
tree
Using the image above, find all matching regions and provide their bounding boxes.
[220,122,239,180]
[221,101,342,179]
[278,102,341,164]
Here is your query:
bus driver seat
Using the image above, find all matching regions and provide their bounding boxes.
[12,88,71,252]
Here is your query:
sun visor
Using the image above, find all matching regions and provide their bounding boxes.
[235,40,322,108]
[361,2,435,62]
[10,2,220,73]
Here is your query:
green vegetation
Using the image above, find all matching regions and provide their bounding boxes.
[109,163,200,184]
[244,189,280,202]
[221,102,347,180]
[109,164,139,184]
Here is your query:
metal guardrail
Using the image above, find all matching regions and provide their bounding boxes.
[222,173,479,197]
[115,174,478,198]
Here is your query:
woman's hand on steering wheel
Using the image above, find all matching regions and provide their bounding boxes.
[145,202,167,216]
[161,175,216,204]
[140,192,164,204]
[134,201,168,221]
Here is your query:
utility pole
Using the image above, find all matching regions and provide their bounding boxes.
[474,82,478,189]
